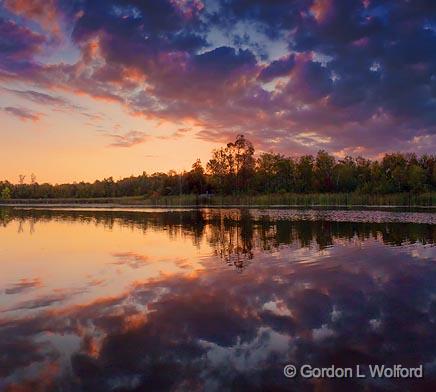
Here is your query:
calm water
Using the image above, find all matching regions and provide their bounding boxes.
[0,207,435,392]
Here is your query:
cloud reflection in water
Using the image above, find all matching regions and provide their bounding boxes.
[0,208,435,391]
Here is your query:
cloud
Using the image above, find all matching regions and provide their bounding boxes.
[2,106,42,121]
[157,127,191,140]
[4,278,43,295]
[106,130,149,147]
[2,232,436,390]
[111,252,150,268]
[258,54,295,82]
[6,287,87,311]
[3,87,105,122]
[3,87,83,110]
[0,17,45,58]
[1,0,436,156]
[0,16,47,92]
[312,323,335,342]
[3,0,62,36]
[1,209,435,390]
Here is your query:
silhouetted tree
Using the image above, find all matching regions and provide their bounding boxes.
[187,159,206,194]
[296,155,315,192]
[315,150,335,192]
[1,137,435,199]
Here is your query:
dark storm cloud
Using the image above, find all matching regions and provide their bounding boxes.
[1,0,436,155]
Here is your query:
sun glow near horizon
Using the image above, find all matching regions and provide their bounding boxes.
[1,86,223,183]
[1,0,436,183]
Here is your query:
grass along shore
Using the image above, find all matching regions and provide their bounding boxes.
[0,192,435,208]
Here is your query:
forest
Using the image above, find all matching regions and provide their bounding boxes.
[1,135,435,201]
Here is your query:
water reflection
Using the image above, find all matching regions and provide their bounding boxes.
[0,207,435,391]
[1,208,434,269]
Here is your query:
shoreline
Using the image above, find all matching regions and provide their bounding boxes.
[0,192,435,210]
[1,202,435,211]
[2,205,435,225]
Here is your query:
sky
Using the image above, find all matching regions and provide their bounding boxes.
[1,0,436,183]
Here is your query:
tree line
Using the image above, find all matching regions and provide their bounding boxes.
[1,135,435,199]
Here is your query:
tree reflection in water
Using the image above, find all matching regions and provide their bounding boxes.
[0,207,435,392]
[1,207,434,271]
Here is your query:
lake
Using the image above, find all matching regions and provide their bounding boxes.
[0,207,435,391]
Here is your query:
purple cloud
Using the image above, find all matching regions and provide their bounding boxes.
[1,0,436,156]
[4,278,42,295]
[106,130,149,147]
[258,54,295,82]
[2,106,41,122]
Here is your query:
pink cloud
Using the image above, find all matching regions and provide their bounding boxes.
[106,130,149,148]
[2,106,42,122]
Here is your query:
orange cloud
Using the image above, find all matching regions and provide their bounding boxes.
[4,0,62,36]
[310,0,332,23]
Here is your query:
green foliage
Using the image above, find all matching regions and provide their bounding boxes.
[315,150,335,191]
[296,155,315,192]
[1,186,11,200]
[1,135,435,204]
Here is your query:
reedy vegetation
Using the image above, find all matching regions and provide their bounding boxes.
[1,135,435,202]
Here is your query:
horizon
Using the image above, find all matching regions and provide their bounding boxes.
[2,142,434,187]
[1,1,436,183]
[1,2,436,388]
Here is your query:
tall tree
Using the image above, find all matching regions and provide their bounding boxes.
[208,135,255,194]
[227,135,255,193]
[315,150,335,192]
[296,155,315,192]
[187,159,206,194]
[207,147,229,194]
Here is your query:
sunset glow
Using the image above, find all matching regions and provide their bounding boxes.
[2,0,436,183]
